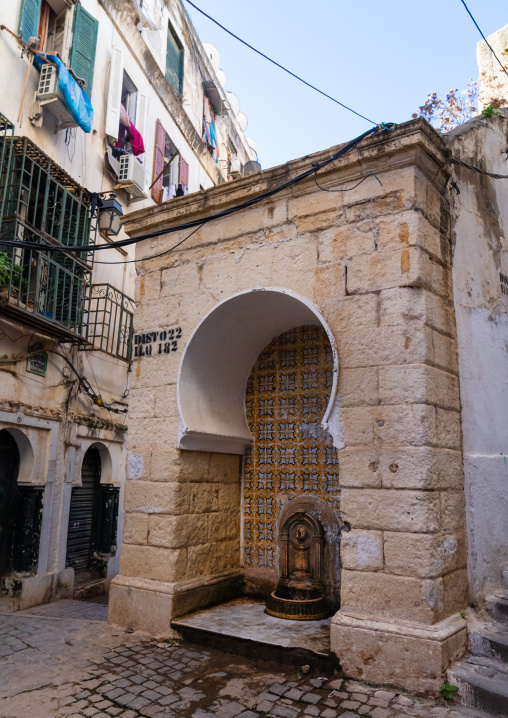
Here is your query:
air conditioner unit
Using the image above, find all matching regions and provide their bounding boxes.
[36,64,78,129]
[117,154,148,201]
[229,155,242,177]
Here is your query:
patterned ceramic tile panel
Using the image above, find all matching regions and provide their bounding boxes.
[243,325,340,569]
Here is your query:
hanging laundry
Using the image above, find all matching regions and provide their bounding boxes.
[111,146,131,160]
[120,104,130,127]
[114,104,145,157]
[127,119,145,156]
[203,96,219,162]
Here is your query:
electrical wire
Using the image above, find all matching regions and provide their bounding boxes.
[184,0,376,125]
[0,347,128,413]
[0,125,385,258]
[91,223,205,265]
[459,0,508,80]
[451,157,508,179]
[313,170,382,193]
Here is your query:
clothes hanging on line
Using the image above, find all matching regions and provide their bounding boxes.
[203,96,219,162]
[114,104,145,157]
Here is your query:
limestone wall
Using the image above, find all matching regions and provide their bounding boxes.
[112,119,468,691]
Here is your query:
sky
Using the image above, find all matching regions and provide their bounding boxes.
[184,0,508,170]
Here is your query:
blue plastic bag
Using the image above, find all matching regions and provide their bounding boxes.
[33,53,93,133]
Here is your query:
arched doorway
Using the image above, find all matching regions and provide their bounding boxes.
[243,325,341,604]
[0,430,20,577]
[66,446,102,578]
[0,428,43,579]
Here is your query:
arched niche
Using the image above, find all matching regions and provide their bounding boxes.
[92,441,114,484]
[3,428,34,484]
[177,288,340,454]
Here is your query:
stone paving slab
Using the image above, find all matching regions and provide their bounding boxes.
[172,599,331,655]
[0,599,502,718]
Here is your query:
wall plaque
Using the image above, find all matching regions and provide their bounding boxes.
[27,349,48,376]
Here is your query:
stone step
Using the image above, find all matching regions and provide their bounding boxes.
[73,579,107,601]
[171,598,334,674]
[449,656,508,717]
[470,624,508,663]
[172,620,334,673]
[486,594,508,623]
[0,597,17,613]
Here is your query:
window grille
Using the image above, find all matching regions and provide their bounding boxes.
[0,122,134,359]
[0,132,94,341]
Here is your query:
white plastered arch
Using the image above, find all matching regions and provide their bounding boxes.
[3,427,35,484]
[72,441,114,486]
[177,288,342,454]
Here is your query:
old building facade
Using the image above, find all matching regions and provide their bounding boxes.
[108,114,507,693]
[0,0,256,610]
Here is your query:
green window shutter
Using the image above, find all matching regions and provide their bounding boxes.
[18,0,42,44]
[166,24,183,95]
[69,5,98,98]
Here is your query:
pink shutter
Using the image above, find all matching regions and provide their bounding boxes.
[179,157,189,188]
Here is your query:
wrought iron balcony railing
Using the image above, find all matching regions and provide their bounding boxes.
[83,284,135,362]
[0,244,88,339]
[0,115,94,341]
[0,113,134,360]
[0,253,134,358]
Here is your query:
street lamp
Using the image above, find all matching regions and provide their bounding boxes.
[98,193,123,237]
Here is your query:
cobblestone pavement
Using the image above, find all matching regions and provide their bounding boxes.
[0,598,495,718]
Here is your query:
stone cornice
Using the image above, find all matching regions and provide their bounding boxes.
[121,118,450,238]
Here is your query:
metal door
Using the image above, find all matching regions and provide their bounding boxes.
[66,446,101,574]
[0,430,20,576]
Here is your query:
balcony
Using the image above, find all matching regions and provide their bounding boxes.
[83,284,135,362]
[0,244,89,341]
[0,114,134,360]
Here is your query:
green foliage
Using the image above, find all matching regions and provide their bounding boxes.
[0,252,21,290]
[481,104,500,118]
[460,610,467,619]
[439,682,459,701]
[0,252,29,297]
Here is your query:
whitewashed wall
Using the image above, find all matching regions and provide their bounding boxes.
[446,113,508,603]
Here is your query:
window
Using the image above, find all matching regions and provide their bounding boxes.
[122,72,138,124]
[18,0,98,97]
[165,22,183,96]
[114,72,145,158]
[105,52,148,165]
[152,119,189,203]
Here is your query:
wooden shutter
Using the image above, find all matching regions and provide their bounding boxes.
[152,119,165,204]
[18,0,42,44]
[37,1,50,51]
[179,157,189,188]
[68,5,98,98]
[105,46,124,140]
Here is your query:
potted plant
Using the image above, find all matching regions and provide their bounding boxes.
[0,252,25,305]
